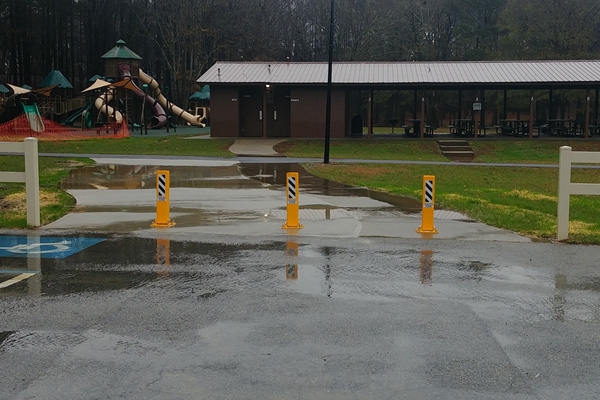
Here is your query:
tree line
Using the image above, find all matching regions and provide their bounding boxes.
[1,0,599,106]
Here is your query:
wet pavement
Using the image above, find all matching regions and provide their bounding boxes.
[1,157,600,399]
[1,234,600,399]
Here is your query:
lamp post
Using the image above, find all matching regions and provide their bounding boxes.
[142,83,148,135]
[324,0,334,164]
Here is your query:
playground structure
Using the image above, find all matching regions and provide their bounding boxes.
[0,40,208,140]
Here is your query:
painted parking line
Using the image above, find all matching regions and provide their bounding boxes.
[0,270,39,275]
[0,236,105,259]
[0,273,37,289]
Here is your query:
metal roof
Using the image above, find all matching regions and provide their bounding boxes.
[101,39,143,60]
[197,61,600,88]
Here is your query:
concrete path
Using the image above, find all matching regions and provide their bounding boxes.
[228,139,286,157]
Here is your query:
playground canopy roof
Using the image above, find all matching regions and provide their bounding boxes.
[101,39,142,60]
[40,70,74,89]
[197,60,600,89]
[81,79,112,93]
[7,84,31,94]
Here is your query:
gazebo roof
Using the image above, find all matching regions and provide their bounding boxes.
[40,70,74,89]
[101,39,142,60]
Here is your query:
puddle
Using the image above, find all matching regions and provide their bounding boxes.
[2,236,599,328]
[62,164,262,190]
[555,274,600,292]
[62,163,422,214]
[55,162,427,231]
[239,164,422,213]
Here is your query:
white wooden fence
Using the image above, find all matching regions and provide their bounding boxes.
[557,145,600,240]
[0,137,40,226]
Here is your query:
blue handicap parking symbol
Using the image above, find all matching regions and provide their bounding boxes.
[0,236,105,259]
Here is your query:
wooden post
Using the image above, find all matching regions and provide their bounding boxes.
[585,91,590,139]
[473,96,479,140]
[367,90,373,138]
[420,95,425,138]
[529,92,534,139]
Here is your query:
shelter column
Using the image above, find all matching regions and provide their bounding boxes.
[458,90,463,119]
[367,90,373,138]
[585,90,590,139]
[420,94,425,138]
[549,90,554,120]
[595,88,599,124]
[503,90,508,120]
[473,94,479,140]
[529,91,534,139]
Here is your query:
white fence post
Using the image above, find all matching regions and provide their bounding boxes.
[24,138,41,226]
[557,146,572,240]
[556,145,600,240]
[0,137,40,227]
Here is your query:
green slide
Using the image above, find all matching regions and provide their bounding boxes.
[21,103,45,133]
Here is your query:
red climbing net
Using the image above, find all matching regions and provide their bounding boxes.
[0,114,130,141]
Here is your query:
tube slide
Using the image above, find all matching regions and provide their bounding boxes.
[119,64,167,129]
[94,90,123,123]
[139,69,206,127]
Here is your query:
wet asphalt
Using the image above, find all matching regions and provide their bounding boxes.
[1,155,600,399]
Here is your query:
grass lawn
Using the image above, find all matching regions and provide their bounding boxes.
[274,139,446,161]
[38,136,236,158]
[0,156,93,228]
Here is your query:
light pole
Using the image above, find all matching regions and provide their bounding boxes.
[324,0,334,164]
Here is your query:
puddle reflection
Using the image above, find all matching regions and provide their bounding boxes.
[552,273,600,322]
[282,240,333,298]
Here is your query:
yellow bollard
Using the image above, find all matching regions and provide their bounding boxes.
[416,175,438,234]
[151,170,175,228]
[282,172,303,229]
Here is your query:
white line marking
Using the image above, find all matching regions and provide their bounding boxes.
[0,273,37,289]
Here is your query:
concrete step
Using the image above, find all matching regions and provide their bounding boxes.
[438,139,469,146]
[437,139,474,161]
[442,150,475,155]
[439,146,473,152]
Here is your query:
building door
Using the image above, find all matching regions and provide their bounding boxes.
[239,87,263,137]
[267,87,291,137]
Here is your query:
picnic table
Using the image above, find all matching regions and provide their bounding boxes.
[544,119,579,136]
[403,119,434,137]
[449,119,474,136]
[500,119,530,136]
